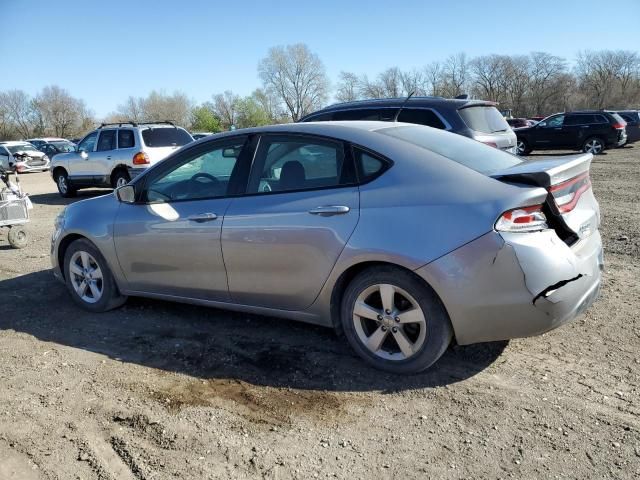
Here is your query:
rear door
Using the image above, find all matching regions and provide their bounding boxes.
[562,114,592,147]
[222,134,359,310]
[116,128,137,168]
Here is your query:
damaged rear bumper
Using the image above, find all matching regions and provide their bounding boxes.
[415,230,603,345]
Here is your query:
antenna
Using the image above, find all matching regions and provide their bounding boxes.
[394,91,415,122]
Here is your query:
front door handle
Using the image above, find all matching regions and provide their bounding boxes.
[106,155,112,160]
[308,205,350,216]
[187,213,218,222]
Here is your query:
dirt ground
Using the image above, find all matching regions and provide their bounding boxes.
[0,145,638,480]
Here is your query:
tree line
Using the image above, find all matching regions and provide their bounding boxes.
[1,45,638,141]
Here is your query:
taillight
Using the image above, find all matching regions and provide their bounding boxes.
[481,141,498,148]
[132,152,149,165]
[612,122,626,130]
[548,172,591,213]
[495,205,547,232]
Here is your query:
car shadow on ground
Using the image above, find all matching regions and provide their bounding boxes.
[27,189,112,206]
[0,270,508,393]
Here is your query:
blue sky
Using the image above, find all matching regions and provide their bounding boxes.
[1,0,639,117]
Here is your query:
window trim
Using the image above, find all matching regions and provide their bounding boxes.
[135,135,251,205]
[242,133,358,198]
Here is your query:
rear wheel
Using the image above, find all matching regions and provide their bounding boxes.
[7,226,28,249]
[63,238,127,312]
[340,266,452,374]
[55,169,76,198]
[111,170,130,189]
[583,137,605,154]
[516,139,531,155]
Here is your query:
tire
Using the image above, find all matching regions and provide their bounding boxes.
[111,170,130,189]
[63,238,127,312]
[55,169,76,198]
[7,226,28,249]
[516,139,531,155]
[582,137,605,154]
[340,266,453,374]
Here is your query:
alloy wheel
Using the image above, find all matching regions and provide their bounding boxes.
[57,175,67,194]
[352,283,427,361]
[69,251,104,304]
[516,140,526,155]
[585,139,603,154]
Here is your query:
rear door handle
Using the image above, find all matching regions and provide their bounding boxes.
[308,205,350,216]
[187,213,218,222]
[106,156,112,160]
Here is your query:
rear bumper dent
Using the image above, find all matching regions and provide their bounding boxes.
[415,230,603,345]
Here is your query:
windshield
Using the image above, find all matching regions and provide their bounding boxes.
[377,125,523,175]
[459,105,511,134]
[50,141,76,152]
[7,144,39,154]
[141,127,193,147]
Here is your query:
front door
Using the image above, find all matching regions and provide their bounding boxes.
[113,137,249,300]
[68,131,99,179]
[222,134,359,310]
[531,114,567,148]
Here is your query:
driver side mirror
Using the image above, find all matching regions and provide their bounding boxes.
[79,150,88,159]
[115,185,135,204]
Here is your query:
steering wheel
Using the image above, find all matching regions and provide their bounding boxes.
[191,172,218,183]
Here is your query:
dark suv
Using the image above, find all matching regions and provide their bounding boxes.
[515,110,627,155]
[615,110,639,143]
[300,97,517,154]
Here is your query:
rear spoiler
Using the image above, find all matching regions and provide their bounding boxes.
[490,153,593,188]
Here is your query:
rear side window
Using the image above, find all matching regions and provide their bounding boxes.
[594,115,608,124]
[397,108,446,129]
[118,129,135,148]
[332,108,397,121]
[353,148,388,183]
[378,125,522,175]
[458,106,510,134]
[305,112,334,121]
[96,130,116,151]
[141,127,193,147]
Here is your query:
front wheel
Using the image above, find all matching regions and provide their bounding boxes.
[583,137,605,154]
[55,170,76,198]
[340,266,453,374]
[63,238,127,312]
[516,139,531,155]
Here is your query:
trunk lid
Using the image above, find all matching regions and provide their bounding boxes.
[491,153,599,245]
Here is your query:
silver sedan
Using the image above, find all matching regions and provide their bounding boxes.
[51,122,603,373]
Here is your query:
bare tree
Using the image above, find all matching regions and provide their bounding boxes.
[115,91,191,126]
[424,61,444,96]
[33,85,87,138]
[441,53,470,97]
[0,90,36,138]
[251,88,287,123]
[212,90,240,129]
[335,72,361,102]
[400,69,428,96]
[527,52,567,115]
[470,55,511,104]
[258,43,329,121]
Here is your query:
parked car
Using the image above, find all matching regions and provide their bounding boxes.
[51,121,603,374]
[615,110,639,143]
[529,116,545,122]
[50,121,193,197]
[0,141,50,172]
[39,140,77,159]
[26,137,69,149]
[507,118,537,129]
[300,97,518,154]
[192,132,214,140]
[515,110,627,155]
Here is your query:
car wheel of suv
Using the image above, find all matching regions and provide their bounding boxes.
[112,170,130,189]
[340,266,453,374]
[63,238,127,312]
[55,170,77,198]
[516,139,531,155]
[583,137,605,154]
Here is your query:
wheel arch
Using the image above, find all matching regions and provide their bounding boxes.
[329,260,451,335]
[110,164,130,187]
[52,165,68,178]
[57,233,87,280]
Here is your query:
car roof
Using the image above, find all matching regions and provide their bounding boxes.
[0,141,33,146]
[301,97,496,118]
[26,137,66,141]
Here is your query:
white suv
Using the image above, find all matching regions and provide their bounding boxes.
[50,122,193,197]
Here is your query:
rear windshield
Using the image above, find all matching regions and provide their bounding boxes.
[610,113,626,125]
[141,127,192,147]
[459,106,510,134]
[377,125,522,175]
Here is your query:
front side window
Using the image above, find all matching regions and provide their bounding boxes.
[540,115,564,128]
[332,108,397,122]
[145,140,245,203]
[78,131,98,152]
[96,130,116,152]
[248,136,354,194]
